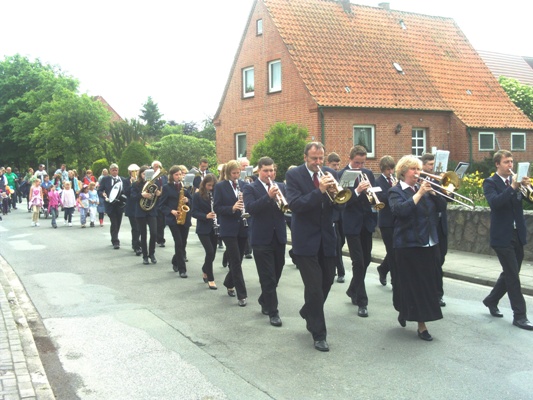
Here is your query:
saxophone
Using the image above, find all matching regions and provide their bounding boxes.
[176,184,190,225]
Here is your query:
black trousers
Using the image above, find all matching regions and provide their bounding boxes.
[222,236,247,300]
[156,210,166,245]
[137,216,157,257]
[253,236,286,316]
[128,216,141,251]
[334,220,345,276]
[294,247,336,341]
[436,218,447,298]
[107,209,123,246]
[484,230,527,319]
[378,226,394,276]
[345,228,373,306]
[169,224,187,273]
[198,232,218,281]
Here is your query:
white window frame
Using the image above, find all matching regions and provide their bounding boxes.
[256,19,263,35]
[353,125,375,158]
[268,60,281,93]
[235,133,247,159]
[411,128,426,157]
[242,67,254,98]
[511,132,526,151]
[478,132,494,151]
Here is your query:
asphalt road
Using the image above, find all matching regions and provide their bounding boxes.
[1,208,533,400]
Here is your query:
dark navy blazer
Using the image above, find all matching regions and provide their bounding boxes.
[483,174,531,247]
[285,164,340,257]
[242,179,287,246]
[375,174,395,228]
[159,182,192,228]
[389,183,447,248]
[193,169,212,190]
[339,166,377,235]
[213,179,249,238]
[191,191,216,235]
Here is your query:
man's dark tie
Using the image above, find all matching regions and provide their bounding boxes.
[387,177,392,186]
[505,178,510,187]
[113,177,118,185]
[313,173,319,189]
[232,181,237,190]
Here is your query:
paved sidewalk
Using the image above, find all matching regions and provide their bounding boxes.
[0,257,54,400]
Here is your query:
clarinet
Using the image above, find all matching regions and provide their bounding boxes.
[209,191,220,235]
[235,180,249,227]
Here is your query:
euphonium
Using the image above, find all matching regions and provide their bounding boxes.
[176,183,190,225]
[140,168,165,212]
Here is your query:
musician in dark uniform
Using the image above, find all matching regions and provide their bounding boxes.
[285,142,341,352]
[130,165,160,265]
[389,155,446,341]
[152,161,168,248]
[192,158,211,191]
[326,152,345,283]
[159,165,191,278]
[243,157,287,327]
[124,164,142,256]
[213,160,249,307]
[340,145,378,318]
[98,163,130,249]
[191,173,219,289]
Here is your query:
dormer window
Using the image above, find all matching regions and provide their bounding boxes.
[399,19,406,30]
[393,62,404,74]
[257,19,263,35]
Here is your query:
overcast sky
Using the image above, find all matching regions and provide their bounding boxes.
[1,0,531,126]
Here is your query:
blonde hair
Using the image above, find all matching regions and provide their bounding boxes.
[224,160,241,180]
[395,155,422,181]
[88,182,96,190]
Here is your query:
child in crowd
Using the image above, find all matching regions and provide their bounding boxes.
[47,185,62,228]
[29,179,43,227]
[88,182,99,227]
[77,184,90,228]
[61,181,76,227]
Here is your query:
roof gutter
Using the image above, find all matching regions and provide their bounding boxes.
[467,127,473,165]
[319,106,325,144]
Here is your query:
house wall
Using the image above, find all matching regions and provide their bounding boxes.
[215,0,319,163]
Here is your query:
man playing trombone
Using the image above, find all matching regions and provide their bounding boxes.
[242,157,287,327]
[482,150,533,330]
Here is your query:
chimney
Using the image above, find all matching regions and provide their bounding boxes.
[340,0,352,14]
[378,2,390,10]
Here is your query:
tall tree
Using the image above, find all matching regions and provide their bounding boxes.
[499,76,533,121]
[31,90,110,172]
[139,96,165,138]
[149,134,217,172]
[108,118,145,161]
[0,54,78,168]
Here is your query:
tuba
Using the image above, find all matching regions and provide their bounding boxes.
[140,168,164,211]
[176,183,190,225]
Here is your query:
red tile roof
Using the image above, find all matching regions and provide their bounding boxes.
[264,0,533,129]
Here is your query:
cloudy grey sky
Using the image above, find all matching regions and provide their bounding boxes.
[1,0,531,125]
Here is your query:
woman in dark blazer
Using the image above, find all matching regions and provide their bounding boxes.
[159,165,192,278]
[389,155,446,341]
[192,173,219,290]
[130,165,159,265]
[213,160,249,306]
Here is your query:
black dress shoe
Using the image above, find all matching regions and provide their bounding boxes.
[336,275,345,283]
[398,315,406,327]
[172,264,179,272]
[483,299,503,317]
[357,306,368,318]
[314,340,329,352]
[135,248,142,256]
[417,330,433,341]
[513,318,533,331]
[439,298,446,307]
[238,298,247,307]
[158,242,165,248]
[244,254,252,259]
[179,271,188,278]
[270,315,282,327]
[227,288,236,297]
[149,255,157,264]
[113,244,120,249]
[143,257,149,265]
[377,266,387,286]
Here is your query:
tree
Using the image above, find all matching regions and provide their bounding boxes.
[149,134,217,172]
[31,91,110,172]
[250,122,308,181]
[108,118,145,161]
[139,96,165,138]
[195,117,216,141]
[499,76,533,121]
[0,54,78,168]
[118,141,152,175]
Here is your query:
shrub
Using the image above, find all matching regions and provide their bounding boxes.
[118,141,152,176]
[91,158,109,178]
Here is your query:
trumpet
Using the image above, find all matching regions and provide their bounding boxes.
[234,180,249,226]
[415,171,475,210]
[316,166,352,204]
[267,177,290,212]
[128,164,140,181]
[509,169,533,201]
[389,175,398,186]
[361,173,385,210]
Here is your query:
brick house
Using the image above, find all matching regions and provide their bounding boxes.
[94,95,123,123]
[213,0,533,170]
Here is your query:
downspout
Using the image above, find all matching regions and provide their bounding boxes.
[319,106,325,144]
[467,127,473,166]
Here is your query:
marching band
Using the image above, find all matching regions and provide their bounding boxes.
[12,144,531,353]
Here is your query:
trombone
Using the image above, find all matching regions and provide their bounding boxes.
[509,169,533,201]
[317,166,352,204]
[267,177,290,212]
[416,171,475,210]
[361,172,385,210]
